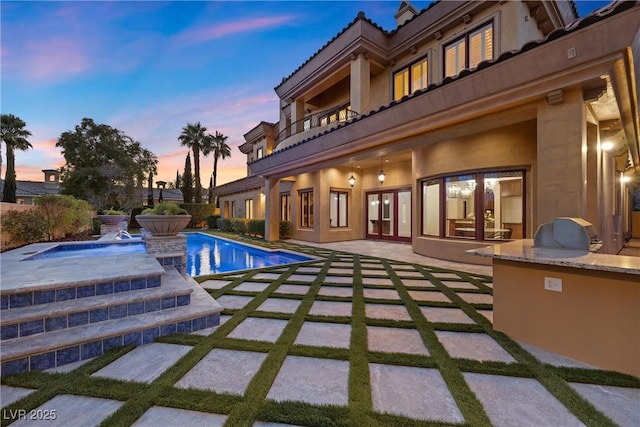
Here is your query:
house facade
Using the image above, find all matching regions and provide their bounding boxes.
[214,0,640,265]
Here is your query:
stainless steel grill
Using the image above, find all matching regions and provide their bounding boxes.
[533,217,602,252]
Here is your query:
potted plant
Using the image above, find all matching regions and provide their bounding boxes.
[135,203,191,237]
[97,208,129,226]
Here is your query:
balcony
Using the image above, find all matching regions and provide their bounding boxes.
[274,103,359,151]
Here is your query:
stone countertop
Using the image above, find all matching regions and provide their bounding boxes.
[467,239,640,275]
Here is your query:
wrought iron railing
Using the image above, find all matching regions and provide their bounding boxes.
[274,102,359,148]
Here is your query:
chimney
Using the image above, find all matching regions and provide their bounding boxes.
[395,0,418,27]
[42,169,60,189]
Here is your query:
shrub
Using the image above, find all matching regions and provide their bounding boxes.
[279,220,292,239]
[217,218,232,232]
[206,214,221,229]
[180,203,213,228]
[141,202,188,215]
[247,219,265,237]
[36,195,93,241]
[231,218,247,234]
[1,209,47,245]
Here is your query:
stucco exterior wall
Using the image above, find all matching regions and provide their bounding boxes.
[412,120,537,262]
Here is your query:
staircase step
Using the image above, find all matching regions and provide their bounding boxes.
[1,279,222,375]
[1,253,165,310]
[1,270,193,340]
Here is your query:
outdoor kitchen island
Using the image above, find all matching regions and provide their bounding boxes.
[470,239,640,378]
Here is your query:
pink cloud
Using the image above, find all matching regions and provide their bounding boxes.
[13,37,91,81]
[175,15,295,45]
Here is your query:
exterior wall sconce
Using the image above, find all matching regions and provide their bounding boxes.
[378,156,386,184]
[348,163,356,188]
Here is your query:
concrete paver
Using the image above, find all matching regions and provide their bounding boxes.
[175,349,266,395]
[256,298,301,314]
[294,322,351,348]
[436,332,515,362]
[420,307,475,324]
[0,386,35,408]
[370,364,464,422]
[317,286,352,297]
[367,326,429,355]
[131,406,227,426]
[274,284,309,295]
[228,317,288,343]
[362,288,400,300]
[464,373,585,427]
[234,282,271,293]
[11,395,122,427]
[408,290,451,302]
[267,356,349,406]
[365,303,412,321]
[309,301,352,317]
[216,295,254,310]
[93,343,192,383]
[570,383,640,427]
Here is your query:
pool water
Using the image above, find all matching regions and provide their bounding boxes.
[25,234,312,275]
[186,233,311,275]
[26,242,146,260]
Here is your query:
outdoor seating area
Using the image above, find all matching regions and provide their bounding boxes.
[1,238,638,426]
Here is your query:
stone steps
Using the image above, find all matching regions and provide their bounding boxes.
[1,270,222,375]
[1,247,223,376]
[1,275,194,340]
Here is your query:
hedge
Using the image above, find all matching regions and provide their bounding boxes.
[247,219,265,237]
[206,214,221,229]
[231,218,247,234]
[180,203,214,228]
[217,218,232,232]
[279,220,292,239]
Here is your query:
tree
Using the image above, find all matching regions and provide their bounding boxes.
[55,118,154,211]
[182,153,194,203]
[138,149,158,207]
[203,130,231,204]
[1,114,32,203]
[178,122,208,203]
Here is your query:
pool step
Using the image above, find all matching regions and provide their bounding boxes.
[1,277,194,341]
[1,270,222,375]
[1,253,165,311]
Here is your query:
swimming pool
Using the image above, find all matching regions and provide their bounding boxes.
[185,233,312,276]
[25,233,312,275]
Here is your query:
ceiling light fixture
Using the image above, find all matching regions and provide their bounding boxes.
[348,163,356,188]
[378,156,386,184]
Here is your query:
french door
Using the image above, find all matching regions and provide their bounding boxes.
[366,189,411,241]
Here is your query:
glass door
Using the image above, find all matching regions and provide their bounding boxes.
[366,189,411,241]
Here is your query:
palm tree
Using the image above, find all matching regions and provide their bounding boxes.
[178,122,208,203]
[1,114,32,203]
[203,131,231,204]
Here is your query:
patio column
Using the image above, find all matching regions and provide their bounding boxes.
[350,52,370,115]
[264,177,280,241]
[536,88,587,226]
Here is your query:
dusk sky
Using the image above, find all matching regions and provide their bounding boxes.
[1,0,611,187]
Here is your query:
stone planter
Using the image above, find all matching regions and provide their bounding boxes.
[97,214,129,225]
[135,215,191,237]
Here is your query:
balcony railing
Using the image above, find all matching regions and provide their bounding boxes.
[274,102,359,149]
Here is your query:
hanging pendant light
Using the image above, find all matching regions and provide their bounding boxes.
[348,162,356,188]
[378,156,385,184]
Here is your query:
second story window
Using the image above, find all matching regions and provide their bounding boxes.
[257,147,264,159]
[444,21,493,78]
[393,57,428,101]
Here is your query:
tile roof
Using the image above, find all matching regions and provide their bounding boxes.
[257,0,638,164]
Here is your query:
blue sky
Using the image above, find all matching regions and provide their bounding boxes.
[1,0,611,186]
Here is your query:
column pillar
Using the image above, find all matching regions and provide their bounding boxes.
[536,88,587,226]
[264,177,280,241]
[291,99,305,133]
[350,52,370,115]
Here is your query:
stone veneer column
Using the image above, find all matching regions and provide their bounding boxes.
[264,177,280,242]
[350,52,370,115]
[143,234,187,275]
[536,88,587,227]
